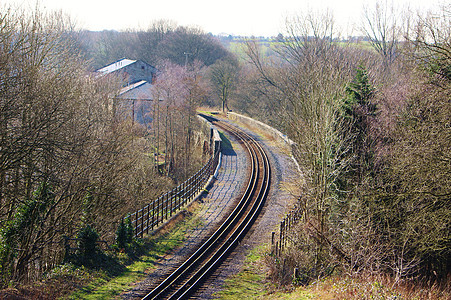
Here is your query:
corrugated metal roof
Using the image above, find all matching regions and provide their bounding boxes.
[96,58,136,74]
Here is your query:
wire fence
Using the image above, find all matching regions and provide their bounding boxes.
[272,204,303,257]
[127,147,220,238]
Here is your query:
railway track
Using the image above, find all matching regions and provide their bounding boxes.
[142,116,271,300]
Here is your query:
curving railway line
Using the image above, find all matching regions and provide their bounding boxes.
[142,116,271,300]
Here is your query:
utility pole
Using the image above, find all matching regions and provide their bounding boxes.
[184,52,192,68]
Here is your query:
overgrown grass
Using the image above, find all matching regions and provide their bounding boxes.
[306,274,451,300]
[215,244,450,299]
[63,212,203,299]
[212,242,450,299]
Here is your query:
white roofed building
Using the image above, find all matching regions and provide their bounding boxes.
[96,58,159,124]
[96,58,158,85]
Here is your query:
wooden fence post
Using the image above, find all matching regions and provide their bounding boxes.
[191,176,194,200]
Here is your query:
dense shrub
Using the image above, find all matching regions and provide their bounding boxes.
[76,225,100,259]
[114,217,134,251]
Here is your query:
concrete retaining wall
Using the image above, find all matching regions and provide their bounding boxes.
[227,112,301,173]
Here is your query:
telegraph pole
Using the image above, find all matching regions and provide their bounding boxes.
[184,52,192,68]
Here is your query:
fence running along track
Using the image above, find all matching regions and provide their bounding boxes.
[142,115,271,299]
[125,138,220,239]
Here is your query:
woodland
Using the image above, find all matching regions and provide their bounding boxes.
[0,1,449,296]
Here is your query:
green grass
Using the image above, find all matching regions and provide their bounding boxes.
[225,39,377,64]
[215,246,315,300]
[65,213,202,299]
[67,257,154,299]
[215,247,267,299]
[196,110,221,117]
[269,290,315,300]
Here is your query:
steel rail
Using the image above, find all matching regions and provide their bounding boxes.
[142,117,270,300]
[174,120,271,300]
[142,122,257,300]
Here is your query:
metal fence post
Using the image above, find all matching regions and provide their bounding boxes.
[164,194,166,220]
[193,174,196,198]
[176,184,180,210]
[161,194,164,220]
[294,268,299,281]
[181,181,184,207]
[279,220,284,254]
[157,196,160,224]
[166,192,170,219]
[161,194,163,221]
[146,205,149,235]
[152,199,155,230]
[140,209,144,238]
[135,211,138,237]
[117,145,222,240]
[172,188,176,215]
[169,190,173,217]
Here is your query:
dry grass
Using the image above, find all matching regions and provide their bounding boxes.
[307,274,451,300]
[0,265,94,299]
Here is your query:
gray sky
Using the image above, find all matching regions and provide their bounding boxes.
[1,0,445,36]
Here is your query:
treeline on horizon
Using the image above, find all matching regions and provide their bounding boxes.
[71,21,232,70]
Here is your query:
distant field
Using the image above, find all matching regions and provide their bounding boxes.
[223,38,283,61]
[221,37,375,61]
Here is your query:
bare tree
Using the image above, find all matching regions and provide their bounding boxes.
[246,11,366,279]
[150,60,208,180]
[408,4,451,83]
[208,58,239,113]
[0,5,171,286]
[361,1,401,66]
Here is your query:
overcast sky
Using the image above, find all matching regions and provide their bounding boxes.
[2,0,445,36]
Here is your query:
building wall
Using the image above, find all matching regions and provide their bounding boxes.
[123,60,157,85]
